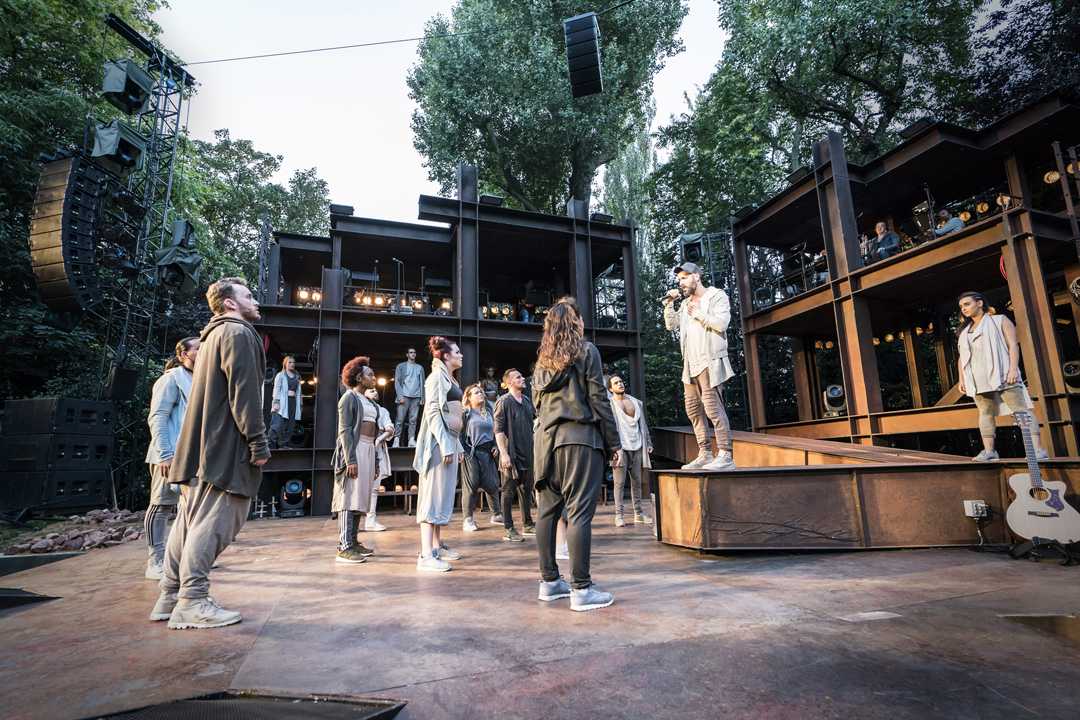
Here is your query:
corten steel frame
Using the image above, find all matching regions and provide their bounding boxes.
[732,92,1080,456]
[256,164,644,515]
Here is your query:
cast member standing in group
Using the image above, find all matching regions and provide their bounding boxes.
[363,387,394,532]
[332,357,380,563]
[607,374,653,527]
[150,277,269,630]
[663,261,736,471]
[144,336,199,580]
[412,336,465,572]
[481,366,500,404]
[494,368,536,542]
[269,355,302,449]
[956,290,1048,461]
[532,297,621,612]
[461,384,503,532]
[393,348,425,447]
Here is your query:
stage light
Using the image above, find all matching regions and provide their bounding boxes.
[377,377,387,386]
[1068,162,1076,175]
[400,297,408,307]
[898,331,906,340]
[440,299,452,310]
[481,305,489,317]
[915,326,924,335]
[1056,317,1072,325]
[361,295,373,306]
[823,384,847,417]
[1045,170,1062,184]
[501,303,512,316]
[873,337,881,346]
[884,333,895,343]
[1064,361,1080,390]
[298,288,310,301]
[996,193,1013,209]
[824,340,834,349]
[814,340,824,350]
[959,211,972,223]
[353,292,363,305]
[311,289,322,303]
[976,201,991,214]
[374,294,384,306]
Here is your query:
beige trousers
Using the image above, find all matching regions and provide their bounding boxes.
[160,481,250,600]
[684,369,732,453]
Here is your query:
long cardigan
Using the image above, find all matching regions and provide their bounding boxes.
[145,366,193,464]
[663,286,734,387]
[272,370,302,420]
[610,393,653,470]
[411,358,464,475]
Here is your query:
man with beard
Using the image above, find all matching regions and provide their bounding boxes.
[663,262,736,471]
[149,277,270,629]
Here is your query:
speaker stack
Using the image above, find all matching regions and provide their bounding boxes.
[0,398,115,512]
[28,156,108,313]
[563,12,603,98]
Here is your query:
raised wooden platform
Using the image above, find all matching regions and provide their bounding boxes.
[650,428,1080,551]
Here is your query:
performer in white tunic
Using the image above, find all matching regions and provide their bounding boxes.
[956,290,1048,462]
[332,356,380,564]
[363,386,394,532]
[412,336,465,573]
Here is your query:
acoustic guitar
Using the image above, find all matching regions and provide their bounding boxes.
[1004,410,1080,544]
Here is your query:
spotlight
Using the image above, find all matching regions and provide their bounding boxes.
[915,326,924,335]
[501,303,512,316]
[310,376,318,385]
[814,340,824,350]
[873,337,881,346]
[976,201,991,215]
[1068,162,1076,175]
[479,194,505,206]
[353,292,363,305]
[1045,170,1062,185]
[280,477,306,518]
[884,333,895,343]
[996,193,1013,209]
[590,212,614,224]
[824,340,834,350]
[311,289,322,303]
[959,211,972,223]
[823,384,847,418]
[377,377,387,387]
[362,295,372,306]
[440,299,452,311]
[374,294,385,306]
[298,288,310,301]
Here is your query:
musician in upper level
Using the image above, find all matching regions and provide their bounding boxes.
[863,221,902,263]
[934,209,966,237]
[956,290,1049,462]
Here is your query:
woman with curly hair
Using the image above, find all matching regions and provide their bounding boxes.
[461,383,502,532]
[411,336,465,572]
[332,356,380,564]
[532,297,621,611]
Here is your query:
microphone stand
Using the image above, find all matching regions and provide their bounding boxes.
[391,257,404,313]
[922,183,936,242]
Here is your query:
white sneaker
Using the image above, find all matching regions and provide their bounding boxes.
[435,544,462,560]
[417,554,451,572]
[144,559,163,580]
[702,452,736,471]
[490,514,504,525]
[462,517,479,533]
[364,517,387,532]
[167,597,242,629]
[555,544,570,561]
[681,452,714,470]
[149,590,177,621]
[614,515,626,528]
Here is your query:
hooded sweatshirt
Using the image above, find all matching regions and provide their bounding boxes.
[171,315,270,497]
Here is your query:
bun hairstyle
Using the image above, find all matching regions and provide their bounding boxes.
[428,335,456,361]
[340,355,372,389]
[164,336,198,370]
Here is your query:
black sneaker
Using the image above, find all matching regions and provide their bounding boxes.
[504,528,524,543]
[522,524,536,536]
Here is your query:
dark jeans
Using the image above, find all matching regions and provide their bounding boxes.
[462,447,501,518]
[500,465,534,530]
[536,444,604,589]
[269,414,296,448]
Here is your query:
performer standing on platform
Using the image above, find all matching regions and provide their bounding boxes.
[533,297,621,611]
[393,348,425,447]
[956,291,1049,462]
[461,384,503,532]
[269,355,302,449]
[332,357,380,563]
[151,277,269,630]
[412,336,465,572]
[495,368,536,542]
[662,261,736,471]
[363,387,393,532]
[143,336,199,581]
[481,366,500,403]
[607,374,653,527]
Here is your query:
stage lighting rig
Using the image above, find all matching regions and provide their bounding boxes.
[823,385,847,418]
[279,477,307,518]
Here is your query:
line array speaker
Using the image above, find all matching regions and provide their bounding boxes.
[563,12,603,98]
[1,398,115,436]
[28,156,107,313]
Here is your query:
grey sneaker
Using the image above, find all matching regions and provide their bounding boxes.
[364,518,387,532]
[570,585,614,612]
[462,517,479,532]
[634,513,653,526]
[972,449,1000,462]
[504,528,524,543]
[702,451,736,471]
[681,452,714,470]
[538,577,572,602]
[416,554,451,572]
[149,590,177,621]
[145,559,163,580]
[168,597,242,629]
[434,544,461,560]
[335,547,367,564]
[614,515,626,527]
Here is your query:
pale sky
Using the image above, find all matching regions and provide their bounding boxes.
[157,1,724,224]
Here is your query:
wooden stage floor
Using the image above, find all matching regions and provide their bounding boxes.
[2,507,1080,719]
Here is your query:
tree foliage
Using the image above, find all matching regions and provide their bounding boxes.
[408,0,687,212]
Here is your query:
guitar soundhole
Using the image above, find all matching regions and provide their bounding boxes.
[1029,487,1051,502]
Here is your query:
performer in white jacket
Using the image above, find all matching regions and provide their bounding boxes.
[144,337,198,580]
[363,387,394,531]
[270,355,302,449]
[663,261,736,471]
[607,374,653,526]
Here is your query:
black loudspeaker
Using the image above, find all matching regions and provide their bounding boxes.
[92,120,146,174]
[0,433,113,472]
[101,58,153,115]
[28,156,107,313]
[0,470,111,512]
[563,12,603,98]
[1064,361,1080,390]
[1,398,115,436]
[104,363,141,402]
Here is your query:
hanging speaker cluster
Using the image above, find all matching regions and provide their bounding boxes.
[563,12,603,98]
[28,156,109,313]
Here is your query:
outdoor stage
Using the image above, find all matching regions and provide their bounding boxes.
[3,506,1080,719]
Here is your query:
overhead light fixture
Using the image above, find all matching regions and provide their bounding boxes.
[976,200,991,214]
[1045,170,1062,185]
[959,211,972,223]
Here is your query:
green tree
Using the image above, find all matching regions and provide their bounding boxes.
[408,0,687,212]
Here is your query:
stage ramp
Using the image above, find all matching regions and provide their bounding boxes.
[650,428,1080,551]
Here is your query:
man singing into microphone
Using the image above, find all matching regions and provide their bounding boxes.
[662,262,736,471]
